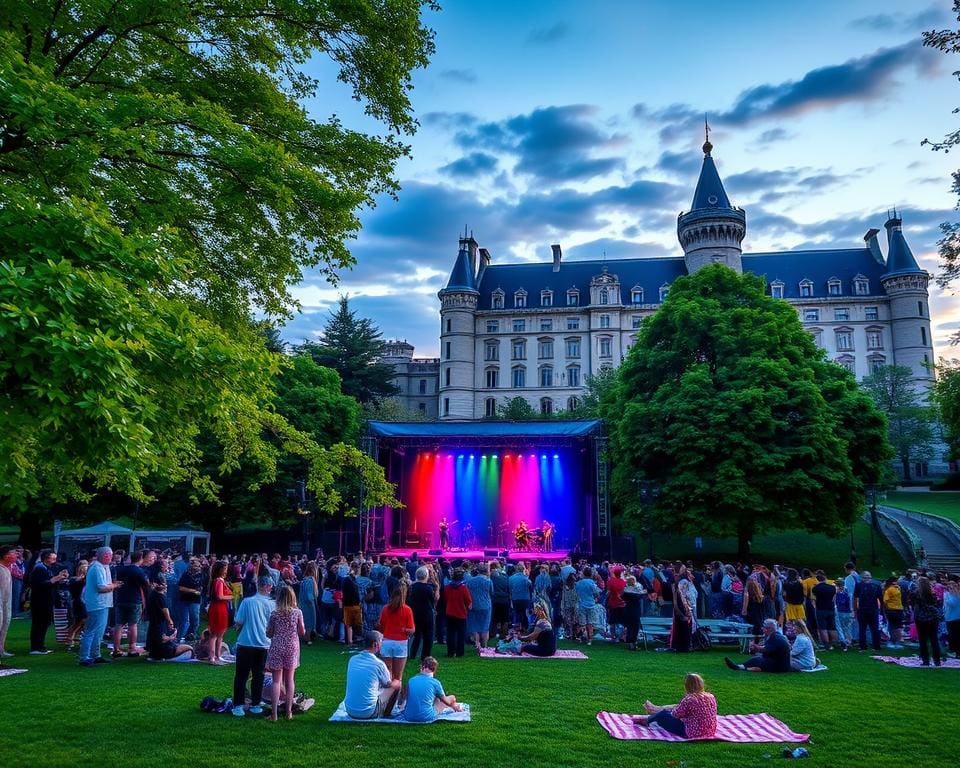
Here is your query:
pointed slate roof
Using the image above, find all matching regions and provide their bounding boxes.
[690,140,732,210]
[442,243,476,292]
[883,216,924,277]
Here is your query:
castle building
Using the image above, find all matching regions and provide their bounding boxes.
[381,339,440,419]
[427,141,942,473]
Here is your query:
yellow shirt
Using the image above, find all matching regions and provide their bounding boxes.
[883,586,903,611]
[801,577,818,598]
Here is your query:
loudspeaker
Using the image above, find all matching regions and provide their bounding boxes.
[428,548,443,557]
[483,549,499,557]
[422,531,433,547]
[404,532,421,546]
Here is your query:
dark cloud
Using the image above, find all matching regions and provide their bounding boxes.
[439,68,478,85]
[849,7,947,31]
[526,22,569,45]
[655,149,702,177]
[757,128,791,145]
[439,152,499,179]
[725,167,844,197]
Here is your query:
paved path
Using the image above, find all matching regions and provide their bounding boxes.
[882,506,960,574]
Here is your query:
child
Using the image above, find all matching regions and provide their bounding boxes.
[402,656,462,722]
[265,586,305,721]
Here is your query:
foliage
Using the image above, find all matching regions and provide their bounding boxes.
[861,365,938,481]
[934,358,960,459]
[572,368,618,419]
[603,266,892,554]
[884,489,960,525]
[495,396,539,421]
[299,296,399,404]
[0,1,435,508]
[361,397,430,423]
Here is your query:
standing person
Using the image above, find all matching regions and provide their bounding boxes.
[232,575,276,717]
[490,561,511,641]
[834,579,854,651]
[0,545,16,659]
[882,576,904,649]
[207,561,232,665]
[265,585,305,721]
[443,568,472,658]
[853,570,884,652]
[64,560,89,650]
[782,569,806,624]
[465,562,493,652]
[742,579,765,641]
[378,583,415,680]
[508,563,532,630]
[912,576,943,667]
[606,566,627,643]
[112,550,150,657]
[575,567,600,645]
[439,517,450,550]
[341,567,363,648]
[177,557,204,643]
[408,566,438,662]
[943,579,960,659]
[298,562,318,644]
[10,547,25,620]
[633,673,717,739]
[79,548,123,666]
[811,571,838,650]
[402,656,462,722]
[344,631,401,720]
[671,574,693,653]
[29,549,68,654]
[561,571,579,641]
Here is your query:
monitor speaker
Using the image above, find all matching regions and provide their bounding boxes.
[404,532,421,546]
[483,549,499,557]
[428,548,443,557]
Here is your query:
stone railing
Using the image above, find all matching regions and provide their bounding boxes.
[869,507,922,566]
[884,507,960,551]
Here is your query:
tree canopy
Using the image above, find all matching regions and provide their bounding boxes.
[934,358,960,461]
[0,1,435,509]
[602,266,892,554]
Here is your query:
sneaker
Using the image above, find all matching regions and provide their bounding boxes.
[1,651,13,658]
[232,706,246,717]
[724,656,742,671]
[93,656,110,664]
[29,650,52,655]
[216,699,234,714]
[248,706,263,715]
[78,659,95,667]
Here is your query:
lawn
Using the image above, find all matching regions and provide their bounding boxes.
[883,490,960,526]
[1,620,956,768]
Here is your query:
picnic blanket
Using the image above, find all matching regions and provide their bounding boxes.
[478,647,588,659]
[0,668,28,678]
[597,711,810,742]
[800,663,828,673]
[872,655,960,669]
[329,701,471,723]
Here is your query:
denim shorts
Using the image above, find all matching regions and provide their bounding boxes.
[380,639,408,658]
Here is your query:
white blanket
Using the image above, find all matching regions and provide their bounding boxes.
[329,701,471,723]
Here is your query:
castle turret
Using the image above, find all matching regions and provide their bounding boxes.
[438,236,480,419]
[678,138,746,274]
[880,213,934,389]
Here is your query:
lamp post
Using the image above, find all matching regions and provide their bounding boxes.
[636,479,660,560]
[868,484,878,566]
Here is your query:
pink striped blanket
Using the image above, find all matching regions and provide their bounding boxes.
[872,655,960,668]
[597,711,810,742]
[478,647,588,659]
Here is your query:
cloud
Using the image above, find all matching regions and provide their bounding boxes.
[439,68,477,85]
[757,128,791,145]
[526,22,569,45]
[724,167,845,198]
[849,6,947,31]
[421,111,477,130]
[438,151,499,178]
[655,149,702,177]
[564,238,676,261]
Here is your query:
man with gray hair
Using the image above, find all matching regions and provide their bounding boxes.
[725,618,791,673]
[79,547,123,666]
[231,575,276,717]
[344,630,401,719]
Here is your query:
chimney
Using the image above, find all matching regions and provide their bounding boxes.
[551,243,562,273]
[477,248,491,282]
[863,228,884,265]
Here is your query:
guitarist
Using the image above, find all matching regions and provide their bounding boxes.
[439,517,457,550]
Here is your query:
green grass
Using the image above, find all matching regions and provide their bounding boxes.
[2,620,957,768]
[647,519,904,576]
[884,490,960,526]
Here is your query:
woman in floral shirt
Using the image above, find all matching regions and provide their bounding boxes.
[633,673,717,739]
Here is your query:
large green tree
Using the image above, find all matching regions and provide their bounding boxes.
[300,296,399,404]
[0,2,434,513]
[603,266,892,555]
[934,358,960,460]
[861,365,937,481]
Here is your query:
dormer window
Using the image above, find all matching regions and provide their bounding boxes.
[566,289,579,306]
[853,275,870,296]
[599,288,609,305]
[540,289,553,307]
[770,280,785,300]
[492,289,504,309]
[827,277,842,296]
[514,289,527,308]
[631,286,643,304]
[658,283,670,302]
[799,279,813,298]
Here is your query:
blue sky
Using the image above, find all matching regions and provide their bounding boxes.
[282,1,960,359]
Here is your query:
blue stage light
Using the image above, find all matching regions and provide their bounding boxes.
[553,454,559,459]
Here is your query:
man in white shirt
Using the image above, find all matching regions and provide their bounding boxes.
[232,575,276,717]
[79,547,122,666]
[344,630,401,719]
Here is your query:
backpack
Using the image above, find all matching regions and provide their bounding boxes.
[691,627,712,651]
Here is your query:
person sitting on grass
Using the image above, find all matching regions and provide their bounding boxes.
[344,630,401,720]
[725,618,791,673]
[518,600,556,657]
[633,673,717,739]
[145,575,194,661]
[401,656,462,722]
[786,619,818,671]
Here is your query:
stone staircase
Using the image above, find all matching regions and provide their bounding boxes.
[881,506,960,575]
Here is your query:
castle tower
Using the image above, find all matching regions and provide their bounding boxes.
[678,137,746,274]
[437,235,479,419]
[880,213,935,389]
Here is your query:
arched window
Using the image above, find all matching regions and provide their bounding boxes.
[485,397,497,417]
[539,366,553,387]
[630,286,643,304]
[485,367,499,388]
[511,366,526,388]
[540,397,553,415]
[567,396,580,411]
[770,280,785,299]
[599,288,609,305]
[799,279,813,298]
[658,283,670,302]
[827,277,842,296]
[566,365,580,387]
[492,289,504,309]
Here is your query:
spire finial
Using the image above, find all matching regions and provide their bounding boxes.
[703,116,712,155]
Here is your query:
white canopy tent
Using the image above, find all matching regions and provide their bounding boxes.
[55,520,210,559]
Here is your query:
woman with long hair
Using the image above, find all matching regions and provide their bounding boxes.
[206,561,231,665]
[561,571,579,640]
[912,577,943,667]
[64,560,88,650]
[519,600,556,657]
[379,583,415,680]
[633,673,717,739]
[786,619,818,671]
[299,562,318,644]
[742,578,765,640]
[670,574,693,653]
[265,585,305,720]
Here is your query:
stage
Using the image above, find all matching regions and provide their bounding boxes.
[379,547,568,563]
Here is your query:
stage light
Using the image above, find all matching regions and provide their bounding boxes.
[553,454,559,459]
[492,454,498,459]
[469,454,475,459]
[458,454,464,459]
[541,454,547,459]
[481,454,487,459]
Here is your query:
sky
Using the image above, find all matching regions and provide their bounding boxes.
[281,0,960,360]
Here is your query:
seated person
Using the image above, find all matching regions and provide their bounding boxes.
[725,618,791,673]
[193,629,232,661]
[145,575,194,661]
[786,619,818,671]
[401,656,462,722]
[519,601,556,657]
[633,673,717,739]
[344,630,401,719]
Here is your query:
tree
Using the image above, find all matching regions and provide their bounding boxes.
[495,396,540,421]
[603,266,892,555]
[574,368,619,419]
[934,358,960,460]
[0,2,435,509]
[861,365,937,481]
[300,296,400,404]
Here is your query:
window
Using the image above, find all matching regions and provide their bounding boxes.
[631,287,643,304]
[827,278,842,296]
[921,326,927,345]
[854,276,869,295]
[443,397,449,416]
[418,379,427,395]
[632,315,642,329]
[599,336,612,358]
[540,397,553,416]
[869,356,886,373]
[836,356,855,375]
[539,318,553,332]
[511,366,526,388]
[567,396,580,411]
[484,340,499,361]
[541,290,553,307]
[599,314,611,329]
[770,281,784,299]
[810,328,823,347]
[514,290,527,308]
[492,291,504,309]
[599,288,609,305]
[444,341,451,359]
[511,338,526,360]
[835,329,854,351]
[803,308,819,322]
[866,329,883,349]
[799,280,813,297]
[485,398,496,417]
[539,366,553,387]
[567,365,580,387]
[418,403,426,413]
[658,284,669,302]
[864,306,879,321]
[918,301,924,317]
[512,318,526,332]
[566,289,579,306]
[485,368,499,388]
[565,338,581,358]
[486,320,499,333]
[538,339,553,359]
[446,319,452,332]
[834,308,850,322]
[566,317,580,330]
[444,367,451,386]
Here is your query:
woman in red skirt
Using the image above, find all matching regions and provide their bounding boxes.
[207,561,231,665]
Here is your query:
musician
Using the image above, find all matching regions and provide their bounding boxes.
[439,517,450,550]
[514,521,529,551]
[462,523,474,549]
[541,520,555,552]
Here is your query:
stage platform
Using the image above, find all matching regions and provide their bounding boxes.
[379,547,567,563]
